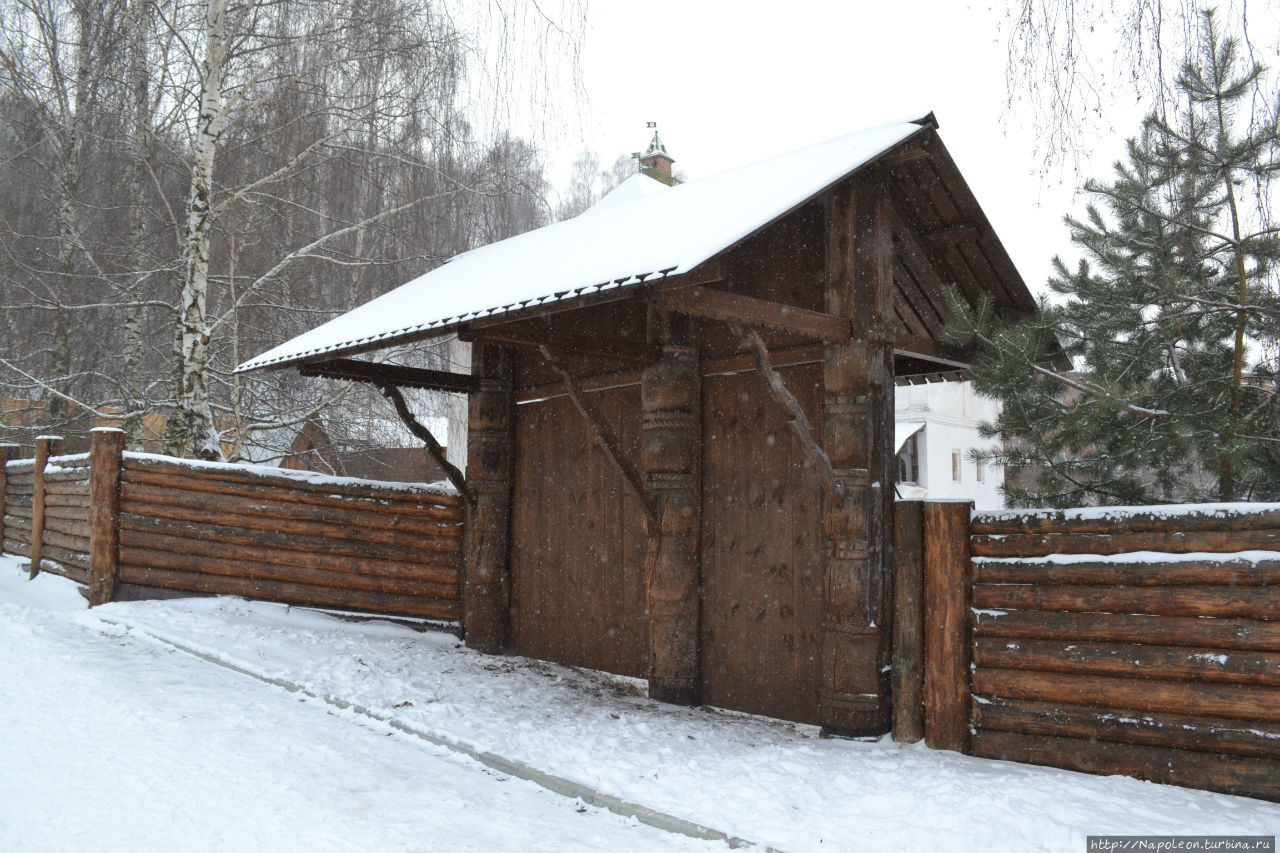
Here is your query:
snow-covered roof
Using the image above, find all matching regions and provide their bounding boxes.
[585,172,671,214]
[641,129,672,162]
[238,117,930,373]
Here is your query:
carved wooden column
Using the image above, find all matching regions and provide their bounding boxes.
[820,172,895,734]
[464,342,515,653]
[642,311,702,705]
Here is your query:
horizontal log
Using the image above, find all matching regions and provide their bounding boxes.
[973,582,1279,620]
[298,358,480,394]
[120,479,461,540]
[5,515,32,533]
[118,526,460,585]
[41,544,89,570]
[970,729,1280,802]
[122,467,462,526]
[6,462,35,474]
[38,558,88,584]
[973,697,1280,760]
[972,667,1280,723]
[122,456,462,508]
[971,529,1280,557]
[43,479,89,496]
[654,285,852,343]
[972,637,1280,686]
[44,503,89,523]
[119,546,459,600]
[973,609,1280,652]
[41,526,89,554]
[118,512,462,569]
[42,516,90,543]
[972,506,1280,536]
[47,453,90,467]
[973,557,1280,586]
[119,496,460,556]
[42,469,89,484]
[5,487,33,500]
[116,566,461,622]
[3,539,31,557]
[44,493,91,510]
[7,503,32,520]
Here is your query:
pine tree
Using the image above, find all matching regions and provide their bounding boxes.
[952,10,1280,507]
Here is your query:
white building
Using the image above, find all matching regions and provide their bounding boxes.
[894,379,1003,509]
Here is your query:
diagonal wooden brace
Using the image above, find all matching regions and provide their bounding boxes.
[377,382,469,499]
[537,344,657,530]
[735,325,844,503]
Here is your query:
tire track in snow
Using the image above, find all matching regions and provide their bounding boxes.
[95,616,767,851]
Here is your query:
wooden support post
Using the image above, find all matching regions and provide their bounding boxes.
[642,311,702,705]
[892,500,925,743]
[28,435,62,579]
[922,500,973,752]
[819,173,896,735]
[0,445,13,547]
[88,429,126,606]
[464,342,514,654]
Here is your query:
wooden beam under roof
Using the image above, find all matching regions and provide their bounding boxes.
[460,324,659,365]
[298,358,479,394]
[894,334,973,370]
[654,285,852,343]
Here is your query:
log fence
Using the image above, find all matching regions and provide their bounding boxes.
[5,430,1277,801]
[893,500,1280,803]
[4,429,464,621]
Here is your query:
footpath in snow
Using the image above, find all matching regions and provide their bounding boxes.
[2,557,1278,851]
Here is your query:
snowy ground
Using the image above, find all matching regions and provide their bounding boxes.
[2,558,1277,852]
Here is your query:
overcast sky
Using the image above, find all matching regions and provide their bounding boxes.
[544,1,1214,294]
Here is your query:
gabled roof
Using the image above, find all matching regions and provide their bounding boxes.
[238,116,932,373]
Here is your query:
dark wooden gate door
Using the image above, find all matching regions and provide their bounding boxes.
[510,386,649,678]
[699,365,826,724]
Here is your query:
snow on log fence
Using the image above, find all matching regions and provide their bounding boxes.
[2,430,464,620]
[893,500,1280,803]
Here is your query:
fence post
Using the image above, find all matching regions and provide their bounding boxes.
[891,500,925,743]
[922,500,973,752]
[0,444,13,553]
[28,435,62,580]
[88,429,126,606]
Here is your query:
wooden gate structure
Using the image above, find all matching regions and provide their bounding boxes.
[238,115,1037,734]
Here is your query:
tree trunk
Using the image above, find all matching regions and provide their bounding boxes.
[176,0,230,460]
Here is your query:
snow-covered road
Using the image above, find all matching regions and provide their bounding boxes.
[0,563,712,852]
[2,557,1277,851]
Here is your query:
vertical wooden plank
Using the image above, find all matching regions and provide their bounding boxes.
[892,500,925,743]
[464,342,514,654]
[88,428,126,606]
[642,311,702,705]
[819,170,896,734]
[28,435,62,579]
[923,500,973,752]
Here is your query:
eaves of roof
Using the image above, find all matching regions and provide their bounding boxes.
[237,116,934,374]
